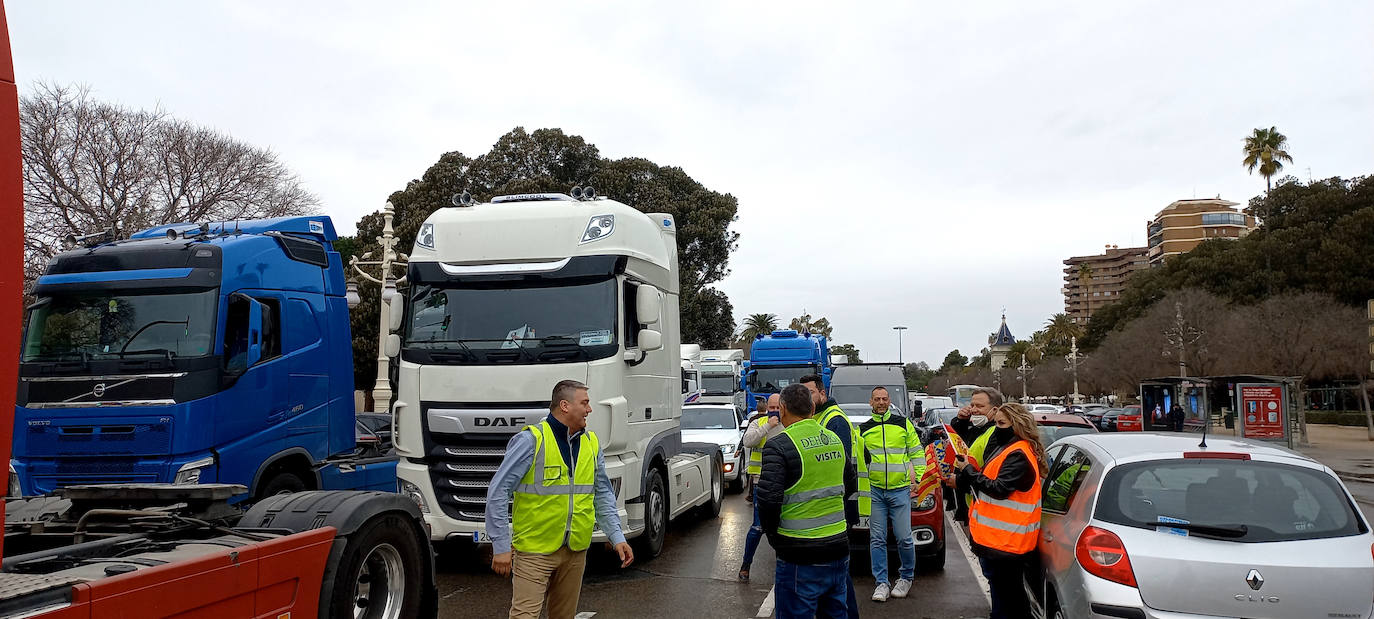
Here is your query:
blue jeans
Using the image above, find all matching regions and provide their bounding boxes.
[742,490,764,569]
[869,485,916,584]
[775,557,850,619]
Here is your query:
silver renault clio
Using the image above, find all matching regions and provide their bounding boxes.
[1036,433,1374,619]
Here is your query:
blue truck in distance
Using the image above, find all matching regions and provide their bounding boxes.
[13,216,395,501]
[741,329,833,412]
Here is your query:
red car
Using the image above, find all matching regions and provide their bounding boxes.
[1115,404,1144,431]
[910,479,946,570]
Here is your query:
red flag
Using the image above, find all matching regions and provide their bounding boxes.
[942,424,969,459]
[914,443,942,502]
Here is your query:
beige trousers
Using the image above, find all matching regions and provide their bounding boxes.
[509,545,589,619]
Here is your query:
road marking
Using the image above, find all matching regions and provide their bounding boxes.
[947,511,992,607]
[574,613,597,619]
[756,586,774,617]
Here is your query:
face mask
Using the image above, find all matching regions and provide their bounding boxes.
[994,426,1016,442]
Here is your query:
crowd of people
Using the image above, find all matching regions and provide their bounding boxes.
[480,379,1045,619]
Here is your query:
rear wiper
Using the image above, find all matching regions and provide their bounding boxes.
[1149,521,1248,538]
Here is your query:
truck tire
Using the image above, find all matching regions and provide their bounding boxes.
[633,470,667,559]
[322,512,424,619]
[238,491,439,619]
[256,471,306,500]
[697,452,723,519]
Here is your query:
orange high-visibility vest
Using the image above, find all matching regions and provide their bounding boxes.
[968,440,1042,554]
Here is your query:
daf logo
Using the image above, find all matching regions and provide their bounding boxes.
[474,416,526,428]
[1246,569,1264,591]
[92,383,106,398]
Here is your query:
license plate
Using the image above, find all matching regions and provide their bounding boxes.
[856,516,869,529]
[472,530,493,544]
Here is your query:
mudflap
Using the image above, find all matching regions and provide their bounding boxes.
[239,491,438,618]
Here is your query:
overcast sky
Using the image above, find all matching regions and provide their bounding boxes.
[12,1,1373,367]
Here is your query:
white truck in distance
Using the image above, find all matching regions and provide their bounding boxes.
[700,348,744,409]
[387,192,723,558]
[681,344,703,405]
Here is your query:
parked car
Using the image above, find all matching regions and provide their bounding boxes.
[681,404,748,492]
[1035,413,1098,446]
[1084,407,1114,429]
[1116,404,1144,432]
[1036,433,1374,619]
[1030,404,1065,415]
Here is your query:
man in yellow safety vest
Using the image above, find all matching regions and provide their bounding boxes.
[486,380,635,619]
[739,393,783,581]
[801,374,866,619]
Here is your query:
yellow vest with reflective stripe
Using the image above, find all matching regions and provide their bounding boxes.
[512,421,600,554]
[962,426,996,510]
[747,417,768,475]
[859,412,925,490]
[777,419,848,540]
[817,403,870,517]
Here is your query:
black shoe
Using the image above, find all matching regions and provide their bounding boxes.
[738,567,750,582]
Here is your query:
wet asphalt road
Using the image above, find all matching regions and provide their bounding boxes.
[434,489,991,618]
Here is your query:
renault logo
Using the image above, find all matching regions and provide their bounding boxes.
[1246,569,1264,591]
[92,383,106,398]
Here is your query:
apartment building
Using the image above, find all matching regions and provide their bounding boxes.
[1146,198,1256,266]
[1062,245,1148,324]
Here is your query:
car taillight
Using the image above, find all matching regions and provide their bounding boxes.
[1183,451,1250,460]
[1075,526,1137,588]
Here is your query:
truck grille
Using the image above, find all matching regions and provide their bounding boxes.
[427,432,517,521]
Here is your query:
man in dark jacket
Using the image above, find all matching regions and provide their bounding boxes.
[1169,403,1186,432]
[758,383,858,619]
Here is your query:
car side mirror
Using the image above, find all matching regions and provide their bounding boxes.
[384,333,401,358]
[388,295,404,332]
[638,329,662,352]
[636,286,662,326]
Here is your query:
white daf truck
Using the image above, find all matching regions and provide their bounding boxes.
[386,192,723,558]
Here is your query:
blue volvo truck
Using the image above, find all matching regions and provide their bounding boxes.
[741,329,833,412]
[12,216,395,501]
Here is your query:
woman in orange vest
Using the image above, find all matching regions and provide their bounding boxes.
[950,403,1046,619]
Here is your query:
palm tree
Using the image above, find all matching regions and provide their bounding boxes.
[1077,264,1094,316]
[1043,313,1082,349]
[1243,127,1294,192]
[739,313,778,343]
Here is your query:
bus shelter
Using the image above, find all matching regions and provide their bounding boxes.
[1138,377,1211,431]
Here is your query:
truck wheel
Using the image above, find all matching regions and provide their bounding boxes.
[256,471,306,500]
[322,512,425,619]
[729,466,748,494]
[633,470,667,559]
[698,452,723,519]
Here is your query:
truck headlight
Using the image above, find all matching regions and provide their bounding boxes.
[8,462,20,498]
[399,480,430,513]
[173,456,215,485]
[915,493,936,511]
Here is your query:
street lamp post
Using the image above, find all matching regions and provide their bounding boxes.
[349,202,409,414]
[1018,356,1030,401]
[892,326,908,365]
[1065,336,1083,404]
[1162,301,1202,379]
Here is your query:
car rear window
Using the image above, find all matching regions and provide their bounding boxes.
[1038,425,1094,445]
[1096,459,1367,543]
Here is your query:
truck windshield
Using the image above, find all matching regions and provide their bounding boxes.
[23,290,217,361]
[406,279,618,362]
[702,373,738,395]
[830,385,904,409]
[747,364,816,394]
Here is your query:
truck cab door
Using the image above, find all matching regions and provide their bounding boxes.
[223,294,288,435]
[623,281,667,423]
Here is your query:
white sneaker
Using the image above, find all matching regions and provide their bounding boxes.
[891,578,912,599]
[872,583,890,602]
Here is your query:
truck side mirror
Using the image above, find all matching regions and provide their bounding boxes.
[384,333,401,358]
[635,286,661,326]
[388,295,404,332]
[638,329,663,352]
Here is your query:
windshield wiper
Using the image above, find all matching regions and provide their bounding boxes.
[1146,521,1249,538]
[120,318,189,356]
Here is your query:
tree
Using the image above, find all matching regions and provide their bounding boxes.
[739,313,779,343]
[939,349,968,374]
[1077,264,1094,315]
[788,313,833,338]
[832,344,861,364]
[904,362,936,392]
[351,127,740,388]
[1043,313,1082,355]
[21,82,317,286]
[1243,126,1294,192]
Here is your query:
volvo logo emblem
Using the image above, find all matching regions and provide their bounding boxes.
[1246,569,1264,591]
[92,383,106,398]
